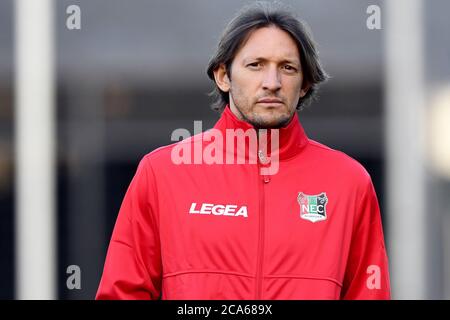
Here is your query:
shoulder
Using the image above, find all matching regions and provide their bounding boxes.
[139,132,205,167]
[305,139,373,187]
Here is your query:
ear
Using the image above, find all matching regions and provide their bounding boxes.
[300,83,310,98]
[213,64,231,92]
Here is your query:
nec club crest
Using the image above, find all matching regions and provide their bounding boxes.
[297,192,328,223]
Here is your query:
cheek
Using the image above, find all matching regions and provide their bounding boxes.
[232,73,260,96]
[284,78,303,98]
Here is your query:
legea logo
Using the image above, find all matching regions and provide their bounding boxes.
[189,202,248,218]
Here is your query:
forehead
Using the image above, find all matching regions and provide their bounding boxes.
[235,26,301,63]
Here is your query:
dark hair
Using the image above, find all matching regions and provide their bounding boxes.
[206,1,329,111]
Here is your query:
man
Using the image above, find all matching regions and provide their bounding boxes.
[96,2,391,300]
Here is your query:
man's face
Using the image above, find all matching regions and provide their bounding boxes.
[215,26,308,128]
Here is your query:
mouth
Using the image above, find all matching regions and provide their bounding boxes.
[256,98,284,106]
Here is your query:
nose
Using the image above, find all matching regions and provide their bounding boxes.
[261,66,282,92]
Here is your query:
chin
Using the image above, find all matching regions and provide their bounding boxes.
[250,114,292,129]
[254,109,292,127]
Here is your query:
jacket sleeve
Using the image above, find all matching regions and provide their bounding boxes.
[96,156,162,299]
[340,177,391,300]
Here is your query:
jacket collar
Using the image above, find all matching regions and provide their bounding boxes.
[212,105,309,161]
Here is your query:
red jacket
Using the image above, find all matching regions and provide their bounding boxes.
[96,106,391,300]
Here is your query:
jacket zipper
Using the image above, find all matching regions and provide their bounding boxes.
[255,150,270,299]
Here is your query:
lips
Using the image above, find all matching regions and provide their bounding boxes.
[257,98,283,104]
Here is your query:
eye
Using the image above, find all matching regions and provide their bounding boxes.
[283,65,297,72]
[247,62,262,69]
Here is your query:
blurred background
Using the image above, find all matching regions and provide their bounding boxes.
[0,0,449,299]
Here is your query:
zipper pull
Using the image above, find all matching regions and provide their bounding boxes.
[258,150,267,164]
[258,150,271,183]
